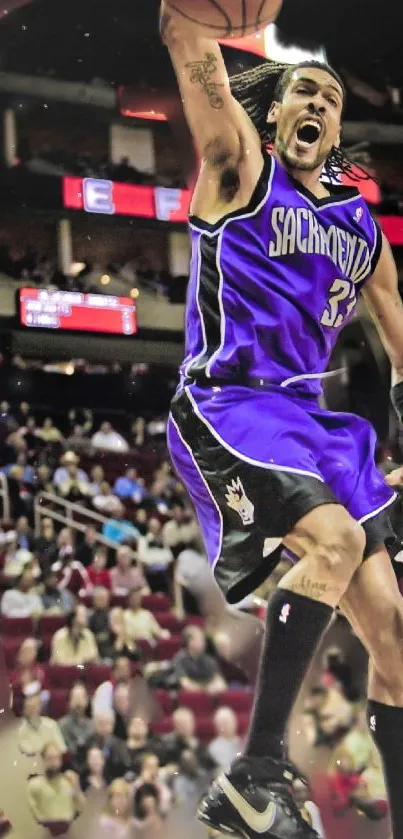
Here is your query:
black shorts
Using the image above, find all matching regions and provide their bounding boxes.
[168,387,395,604]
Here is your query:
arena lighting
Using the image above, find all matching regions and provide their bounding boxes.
[100,274,111,285]
[130,288,139,299]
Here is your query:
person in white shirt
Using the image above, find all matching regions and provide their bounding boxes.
[52,451,89,489]
[91,422,129,453]
[92,656,132,715]
[208,707,242,770]
[1,566,43,618]
[92,481,122,516]
[138,518,173,570]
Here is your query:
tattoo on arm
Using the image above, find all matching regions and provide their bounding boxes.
[185,52,224,109]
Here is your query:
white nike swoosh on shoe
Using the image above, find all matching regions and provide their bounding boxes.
[218,774,277,834]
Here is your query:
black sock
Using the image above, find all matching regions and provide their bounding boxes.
[367,699,403,837]
[244,588,333,760]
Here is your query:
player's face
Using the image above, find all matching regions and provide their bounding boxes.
[267,68,343,174]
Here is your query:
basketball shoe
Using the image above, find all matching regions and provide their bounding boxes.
[197,756,319,839]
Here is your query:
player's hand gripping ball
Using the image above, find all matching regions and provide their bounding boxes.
[165,0,283,38]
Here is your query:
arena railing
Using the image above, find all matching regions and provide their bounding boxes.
[0,472,10,522]
[34,492,118,551]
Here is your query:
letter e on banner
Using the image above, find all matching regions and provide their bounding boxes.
[83,179,115,214]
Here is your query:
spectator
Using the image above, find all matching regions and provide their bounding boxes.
[49,526,75,567]
[76,524,98,567]
[88,465,105,497]
[2,454,35,486]
[50,604,98,665]
[91,422,129,453]
[34,464,53,494]
[112,682,131,740]
[102,504,141,545]
[33,517,56,560]
[18,692,67,756]
[293,779,326,838]
[82,709,128,782]
[132,783,164,834]
[93,481,122,516]
[7,464,34,519]
[89,587,112,657]
[101,606,143,663]
[27,742,85,830]
[162,505,200,557]
[124,717,162,776]
[172,749,209,805]
[80,746,107,792]
[132,752,172,815]
[40,569,76,614]
[3,539,36,581]
[110,545,148,596]
[138,518,174,591]
[36,417,65,444]
[172,626,226,694]
[124,586,170,644]
[87,546,112,590]
[10,638,48,716]
[58,459,92,505]
[1,566,43,618]
[53,452,88,489]
[160,707,212,769]
[60,683,94,757]
[15,515,34,550]
[114,467,145,502]
[208,707,242,769]
[92,656,132,714]
[99,778,132,838]
[130,417,147,449]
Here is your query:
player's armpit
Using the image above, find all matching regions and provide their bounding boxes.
[362,234,403,382]
[160,2,257,170]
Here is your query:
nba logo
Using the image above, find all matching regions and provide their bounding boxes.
[279,603,291,624]
[354,207,363,223]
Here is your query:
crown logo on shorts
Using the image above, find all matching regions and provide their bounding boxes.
[225,477,254,526]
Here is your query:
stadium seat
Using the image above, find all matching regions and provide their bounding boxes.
[183,616,206,629]
[196,716,216,742]
[215,689,253,713]
[153,689,174,716]
[154,613,184,633]
[0,616,34,636]
[38,615,66,637]
[2,637,21,669]
[110,594,127,608]
[48,689,69,719]
[142,594,172,612]
[154,636,182,661]
[85,663,112,688]
[135,639,153,660]
[178,689,214,715]
[47,664,86,688]
[150,715,174,736]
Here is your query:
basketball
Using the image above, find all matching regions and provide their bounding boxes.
[165,0,284,39]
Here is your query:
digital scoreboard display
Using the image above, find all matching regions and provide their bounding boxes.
[19,288,137,335]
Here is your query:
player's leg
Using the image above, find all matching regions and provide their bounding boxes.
[341,546,403,839]
[199,503,365,839]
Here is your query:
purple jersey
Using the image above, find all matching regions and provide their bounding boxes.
[182,153,382,396]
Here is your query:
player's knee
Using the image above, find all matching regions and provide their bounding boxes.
[317,519,365,577]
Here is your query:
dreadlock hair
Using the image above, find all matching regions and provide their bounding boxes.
[229,60,372,184]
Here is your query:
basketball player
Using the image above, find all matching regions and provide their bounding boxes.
[161,5,403,838]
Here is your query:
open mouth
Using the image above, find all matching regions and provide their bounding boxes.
[296,121,321,146]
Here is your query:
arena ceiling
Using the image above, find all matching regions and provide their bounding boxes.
[0,0,401,123]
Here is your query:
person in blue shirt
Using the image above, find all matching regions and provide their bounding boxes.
[113,468,145,504]
[102,503,140,545]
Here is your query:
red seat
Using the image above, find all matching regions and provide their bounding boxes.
[154,613,184,633]
[47,664,86,688]
[151,715,173,736]
[142,594,172,612]
[0,616,35,636]
[2,637,21,668]
[154,636,182,661]
[153,689,174,715]
[48,689,69,719]
[237,712,251,736]
[38,615,66,636]
[196,716,216,742]
[78,593,92,608]
[178,689,214,715]
[111,594,127,608]
[215,690,253,713]
[184,616,206,629]
[135,639,153,660]
[85,664,112,688]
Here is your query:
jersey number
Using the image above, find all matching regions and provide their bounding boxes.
[321,278,356,329]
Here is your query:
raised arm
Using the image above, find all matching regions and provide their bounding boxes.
[160,3,261,213]
[362,233,403,384]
